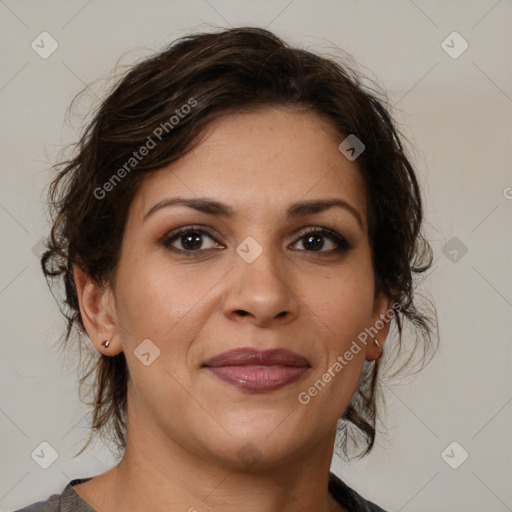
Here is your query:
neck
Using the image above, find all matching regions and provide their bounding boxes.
[75,384,346,512]
[104,411,344,512]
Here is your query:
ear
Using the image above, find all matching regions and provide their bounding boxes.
[365,292,394,361]
[73,264,123,356]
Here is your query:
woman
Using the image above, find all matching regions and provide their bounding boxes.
[16,26,436,512]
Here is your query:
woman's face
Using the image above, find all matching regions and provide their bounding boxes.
[92,106,391,467]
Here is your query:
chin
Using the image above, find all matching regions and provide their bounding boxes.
[191,414,318,470]
[204,435,312,472]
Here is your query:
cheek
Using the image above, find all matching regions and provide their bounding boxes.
[115,255,206,337]
[114,256,217,387]
[304,261,375,341]
[298,275,372,421]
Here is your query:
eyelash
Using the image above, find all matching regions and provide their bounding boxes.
[161,225,352,256]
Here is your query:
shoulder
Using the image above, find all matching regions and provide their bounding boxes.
[329,472,390,512]
[11,493,60,512]
[10,479,95,512]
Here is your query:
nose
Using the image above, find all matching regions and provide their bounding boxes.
[222,243,299,328]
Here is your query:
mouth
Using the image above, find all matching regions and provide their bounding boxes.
[203,348,311,392]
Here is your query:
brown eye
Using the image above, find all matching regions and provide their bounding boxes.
[291,228,352,253]
[162,227,221,253]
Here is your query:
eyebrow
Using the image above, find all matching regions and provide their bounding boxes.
[143,196,364,230]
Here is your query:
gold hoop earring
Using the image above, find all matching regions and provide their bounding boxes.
[101,339,111,348]
[375,340,381,348]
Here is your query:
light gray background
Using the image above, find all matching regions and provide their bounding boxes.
[1,1,511,511]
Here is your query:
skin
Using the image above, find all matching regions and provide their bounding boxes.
[73,106,392,512]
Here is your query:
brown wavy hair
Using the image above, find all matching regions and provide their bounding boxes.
[41,26,438,460]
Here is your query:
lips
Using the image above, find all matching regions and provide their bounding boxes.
[204,348,310,368]
[203,348,310,392]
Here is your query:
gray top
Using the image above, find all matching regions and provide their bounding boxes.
[12,473,389,512]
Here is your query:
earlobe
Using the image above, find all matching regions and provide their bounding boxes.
[365,293,394,361]
[73,265,122,356]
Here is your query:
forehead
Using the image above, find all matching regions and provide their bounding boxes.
[130,106,367,226]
